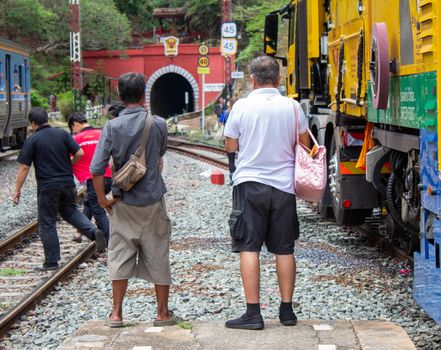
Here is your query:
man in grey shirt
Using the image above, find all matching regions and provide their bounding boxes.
[91,73,179,327]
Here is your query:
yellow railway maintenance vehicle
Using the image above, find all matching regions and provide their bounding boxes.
[264,0,441,323]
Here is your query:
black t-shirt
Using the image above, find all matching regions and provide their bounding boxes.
[17,125,80,192]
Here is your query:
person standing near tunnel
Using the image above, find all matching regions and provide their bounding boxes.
[223,56,309,330]
[219,99,237,184]
[91,72,179,327]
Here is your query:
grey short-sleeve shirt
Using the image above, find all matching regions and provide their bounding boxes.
[90,106,167,207]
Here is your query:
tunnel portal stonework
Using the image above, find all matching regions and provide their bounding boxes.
[83,44,226,115]
[145,65,198,116]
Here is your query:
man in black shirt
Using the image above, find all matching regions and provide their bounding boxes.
[13,107,106,271]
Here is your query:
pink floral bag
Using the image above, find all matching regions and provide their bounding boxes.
[293,101,327,202]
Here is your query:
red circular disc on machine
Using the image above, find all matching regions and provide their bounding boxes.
[370,22,390,110]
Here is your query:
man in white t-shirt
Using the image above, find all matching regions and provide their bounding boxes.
[224,56,309,330]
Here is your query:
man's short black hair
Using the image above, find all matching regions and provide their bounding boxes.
[108,102,125,118]
[28,107,48,126]
[249,56,280,86]
[67,112,87,132]
[118,73,146,104]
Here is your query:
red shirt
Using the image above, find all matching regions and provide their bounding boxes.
[72,127,112,183]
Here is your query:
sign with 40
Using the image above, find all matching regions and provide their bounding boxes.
[221,38,237,56]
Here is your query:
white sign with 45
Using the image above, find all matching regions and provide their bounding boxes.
[221,38,237,56]
[222,22,237,38]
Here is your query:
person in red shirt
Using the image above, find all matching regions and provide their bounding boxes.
[68,112,112,243]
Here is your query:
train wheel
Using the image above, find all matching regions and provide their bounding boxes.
[329,137,371,226]
[400,231,420,255]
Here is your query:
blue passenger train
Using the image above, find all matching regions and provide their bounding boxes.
[0,39,31,151]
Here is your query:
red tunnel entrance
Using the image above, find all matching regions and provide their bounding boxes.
[150,73,195,118]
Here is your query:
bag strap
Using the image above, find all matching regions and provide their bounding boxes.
[292,99,299,145]
[291,99,319,148]
[133,113,153,166]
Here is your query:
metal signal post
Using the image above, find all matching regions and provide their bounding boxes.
[69,0,83,112]
[220,0,234,102]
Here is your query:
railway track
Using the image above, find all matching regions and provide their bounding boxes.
[167,137,413,263]
[0,189,99,338]
[168,137,229,170]
[0,150,20,161]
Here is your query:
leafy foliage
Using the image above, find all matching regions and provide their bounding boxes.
[58,90,86,121]
[234,0,287,61]
[187,0,221,41]
[81,0,132,50]
[31,89,48,108]
[0,0,55,43]
[0,0,131,52]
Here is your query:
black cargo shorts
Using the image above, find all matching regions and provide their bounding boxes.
[229,181,300,254]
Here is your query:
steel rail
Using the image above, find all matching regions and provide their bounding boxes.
[167,145,229,170]
[0,221,39,257]
[356,225,413,263]
[0,189,87,258]
[0,242,96,338]
[0,188,91,338]
[0,150,20,160]
[168,137,226,155]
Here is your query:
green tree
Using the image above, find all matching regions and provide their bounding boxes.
[81,0,132,50]
[187,0,221,41]
[0,0,55,43]
[114,0,157,33]
[0,0,131,52]
[233,0,287,61]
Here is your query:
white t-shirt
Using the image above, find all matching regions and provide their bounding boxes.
[224,88,308,194]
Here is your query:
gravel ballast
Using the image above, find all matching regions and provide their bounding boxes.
[0,156,38,239]
[0,152,440,349]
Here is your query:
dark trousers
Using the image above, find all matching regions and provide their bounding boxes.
[38,187,97,264]
[83,178,112,241]
[227,152,236,174]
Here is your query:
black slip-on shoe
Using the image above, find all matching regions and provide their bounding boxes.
[279,311,297,326]
[94,229,106,253]
[34,262,59,272]
[225,313,264,330]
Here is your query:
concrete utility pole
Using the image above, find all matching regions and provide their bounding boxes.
[69,0,83,112]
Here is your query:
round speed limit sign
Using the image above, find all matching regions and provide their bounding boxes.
[198,44,209,55]
[198,56,210,67]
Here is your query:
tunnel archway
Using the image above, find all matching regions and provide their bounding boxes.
[145,65,199,118]
[150,73,194,118]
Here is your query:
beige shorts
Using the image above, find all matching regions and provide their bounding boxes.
[108,197,172,284]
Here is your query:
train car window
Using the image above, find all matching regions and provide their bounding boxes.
[0,61,3,91]
[24,59,28,92]
[18,65,23,91]
[13,66,18,91]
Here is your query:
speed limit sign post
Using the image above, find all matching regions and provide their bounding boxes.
[198,44,210,136]
[198,56,210,68]
[221,38,238,56]
[222,22,237,38]
[198,44,209,56]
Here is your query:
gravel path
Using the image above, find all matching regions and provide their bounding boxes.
[0,152,440,349]
[0,156,38,239]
